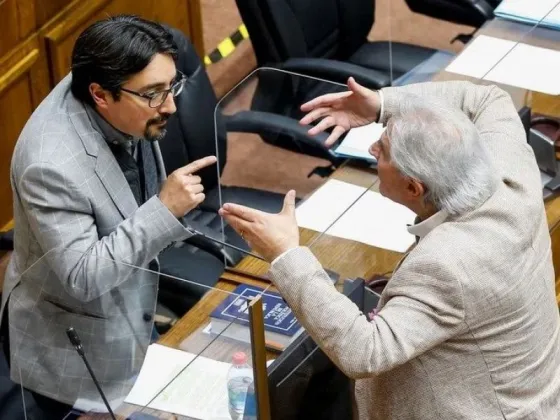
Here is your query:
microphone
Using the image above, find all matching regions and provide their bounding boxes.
[191,229,266,261]
[66,327,117,420]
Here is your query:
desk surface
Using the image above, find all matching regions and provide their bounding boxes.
[434,18,560,118]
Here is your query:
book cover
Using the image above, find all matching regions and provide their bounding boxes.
[210,284,301,337]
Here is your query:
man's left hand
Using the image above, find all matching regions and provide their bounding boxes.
[218,190,300,262]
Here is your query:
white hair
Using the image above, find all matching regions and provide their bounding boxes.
[387,94,498,216]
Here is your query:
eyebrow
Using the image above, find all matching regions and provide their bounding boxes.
[138,76,176,92]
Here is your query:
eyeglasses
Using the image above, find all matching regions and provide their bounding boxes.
[120,71,187,108]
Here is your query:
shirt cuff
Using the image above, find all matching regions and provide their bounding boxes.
[271,247,298,266]
[377,90,385,123]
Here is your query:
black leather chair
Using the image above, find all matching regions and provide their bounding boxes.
[162,28,287,263]
[404,0,498,29]
[236,0,439,88]
[233,0,441,161]
[405,0,501,45]
[156,29,292,315]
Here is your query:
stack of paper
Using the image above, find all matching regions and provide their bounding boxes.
[125,344,231,419]
[296,179,416,253]
[494,0,560,30]
[445,35,560,95]
[334,121,385,163]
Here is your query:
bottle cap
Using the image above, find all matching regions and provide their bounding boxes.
[232,351,248,365]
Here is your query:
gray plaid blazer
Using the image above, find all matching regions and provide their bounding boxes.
[1,75,193,407]
[270,82,560,419]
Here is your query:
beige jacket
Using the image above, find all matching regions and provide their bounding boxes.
[269,81,560,419]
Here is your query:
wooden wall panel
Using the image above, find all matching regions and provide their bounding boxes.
[0,35,50,228]
[0,0,22,54]
[35,0,75,28]
[0,79,32,227]
[43,0,203,85]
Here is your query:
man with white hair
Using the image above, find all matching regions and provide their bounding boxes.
[219,79,560,419]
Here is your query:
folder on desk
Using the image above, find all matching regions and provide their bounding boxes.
[494,0,560,30]
[333,122,384,163]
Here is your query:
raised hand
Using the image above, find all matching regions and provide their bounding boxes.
[159,156,217,217]
[300,77,381,146]
[219,190,300,262]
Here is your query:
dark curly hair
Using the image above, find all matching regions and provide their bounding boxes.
[71,15,178,106]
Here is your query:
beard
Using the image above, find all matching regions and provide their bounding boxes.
[144,114,170,142]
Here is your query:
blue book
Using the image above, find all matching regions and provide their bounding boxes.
[209,284,302,351]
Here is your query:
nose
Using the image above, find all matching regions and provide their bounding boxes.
[369,141,380,159]
[159,92,177,115]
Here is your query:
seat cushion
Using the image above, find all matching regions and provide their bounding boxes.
[349,41,437,79]
[203,185,286,214]
[202,185,287,259]
[158,245,225,316]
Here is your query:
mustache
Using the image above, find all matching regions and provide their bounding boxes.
[147,114,171,126]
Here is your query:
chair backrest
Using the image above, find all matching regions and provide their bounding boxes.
[403,0,496,28]
[236,0,374,66]
[159,28,227,191]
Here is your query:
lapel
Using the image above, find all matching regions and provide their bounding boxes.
[67,89,139,219]
[152,141,167,184]
[95,144,139,219]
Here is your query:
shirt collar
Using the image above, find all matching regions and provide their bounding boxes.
[407,210,449,240]
[85,103,138,148]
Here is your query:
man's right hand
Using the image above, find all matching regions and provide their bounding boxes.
[159,156,217,218]
[299,77,381,147]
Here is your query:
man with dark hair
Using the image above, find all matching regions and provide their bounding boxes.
[1,15,216,417]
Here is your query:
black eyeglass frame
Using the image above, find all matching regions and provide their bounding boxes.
[120,71,187,108]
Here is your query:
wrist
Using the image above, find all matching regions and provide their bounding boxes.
[375,90,384,123]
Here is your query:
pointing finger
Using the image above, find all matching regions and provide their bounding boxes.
[324,126,347,147]
[299,107,331,126]
[300,91,352,112]
[179,156,217,175]
[220,203,260,222]
[308,116,336,136]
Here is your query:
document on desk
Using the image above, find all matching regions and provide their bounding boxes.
[445,35,560,95]
[125,343,230,419]
[296,179,416,252]
[334,121,384,162]
[494,0,560,30]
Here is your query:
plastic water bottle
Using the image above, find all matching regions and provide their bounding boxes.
[227,352,253,420]
[242,380,257,420]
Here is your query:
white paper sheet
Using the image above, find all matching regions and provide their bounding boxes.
[445,35,560,95]
[125,343,231,419]
[296,179,368,232]
[495,0,560,27]
[296,179,417,252]
[334,121,385,162]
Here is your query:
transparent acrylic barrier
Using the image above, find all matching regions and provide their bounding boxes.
[11,246,157,418]
[265,8,560,420]
[10,246,276,419]
[212,67,383,274]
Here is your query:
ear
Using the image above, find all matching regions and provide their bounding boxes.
[406,178,426,199]
[89,83,111,109]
